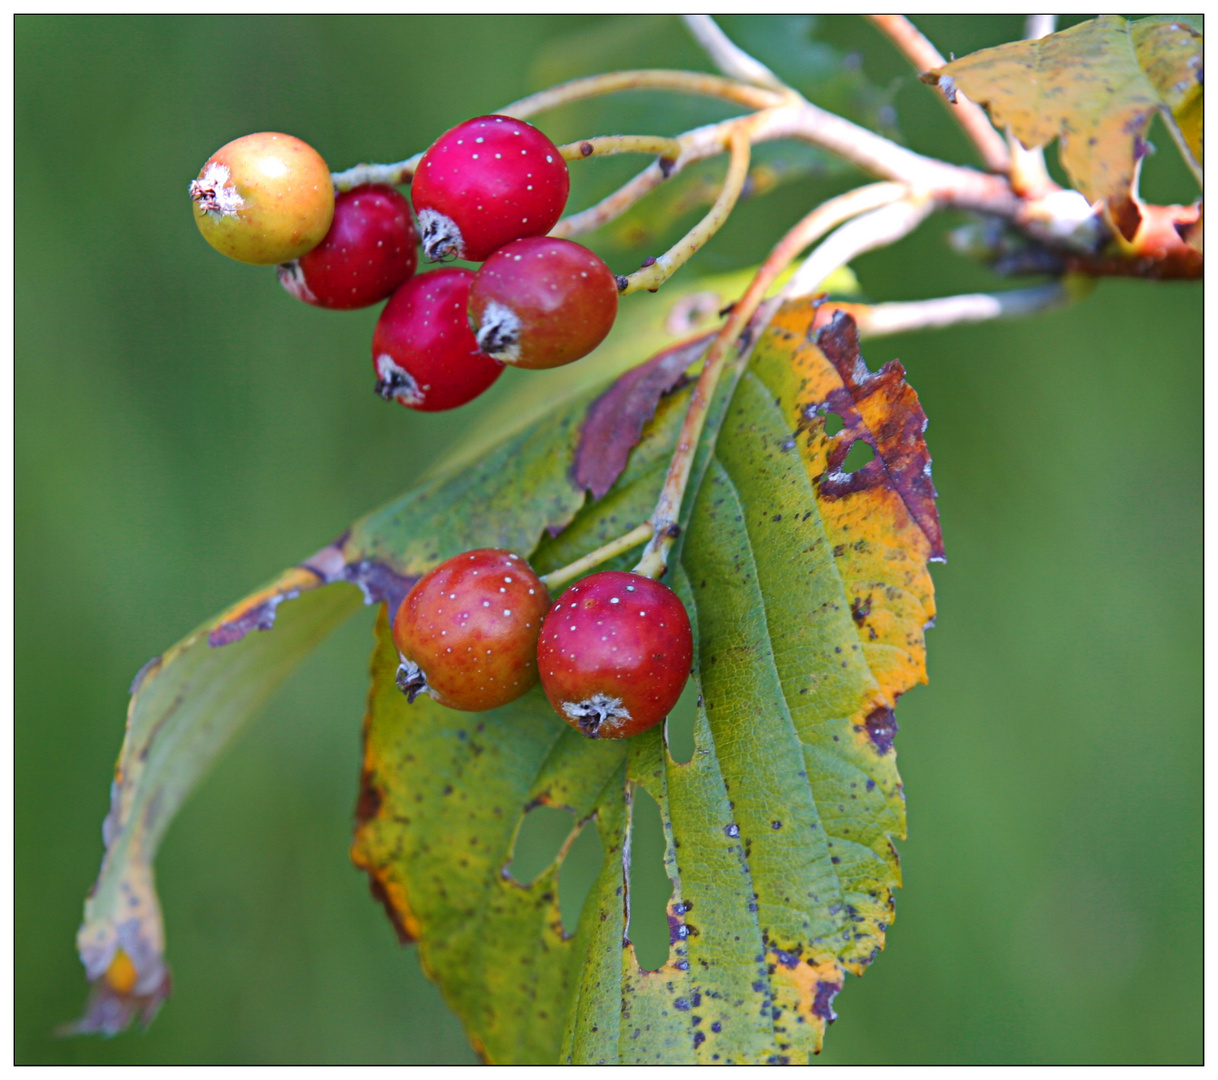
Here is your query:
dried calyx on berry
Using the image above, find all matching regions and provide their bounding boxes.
[537,571,693,739]
[392,549,552,712]
[278,184,417,309]
[468,237,619,370]
[372,268,503,411]
[189,132,334,266]
[411,115,569,262]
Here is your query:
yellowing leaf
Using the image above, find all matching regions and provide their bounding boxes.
[355,303,940,1063]
[925,15,1203,238]
[74,298,940,1063]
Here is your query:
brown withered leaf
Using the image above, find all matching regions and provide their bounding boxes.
[572,333,710,500]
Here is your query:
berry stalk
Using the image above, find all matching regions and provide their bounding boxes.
[618,127,752,295]
[537,522,654,593]
[632,181,912,580]
[558,134,683,163]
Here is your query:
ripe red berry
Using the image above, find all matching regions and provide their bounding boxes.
[372,268,504,411]
[393,549,552,712]
[411,115,569,262]
[537,571,693,739]
[469,237,619,370]
[190,132,334,265]
[278,184,418,309]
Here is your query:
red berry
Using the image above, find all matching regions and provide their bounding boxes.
[393,549,552,712]
[372,268,504,411]
[411,115,569,262]
[469,237,619,370]
[278,184,418,309]
[190,132,334,265]
[537,571,693,739]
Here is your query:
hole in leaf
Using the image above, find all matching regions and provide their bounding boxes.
[627,785,673,971]
[507,804,574,885]
[1133,112,1200,207]
[664,675,699,765]
[557,817,604,933]
[841,439,875,473]
[824,410,845,436]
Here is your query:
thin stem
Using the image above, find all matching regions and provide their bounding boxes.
[619,127,751,295]
[551,160,668,240]
[784,197,934,299]
[633,183,908,579]
[331,155,421,191]
[498,69,786,120]
[1006,14,1059,198]
[539,523,654,592]
[681,15,789,93]
[833,281,1071,338]
[868,15,1010,175]
[558,134,683,163]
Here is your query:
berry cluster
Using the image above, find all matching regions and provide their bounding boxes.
[190,117,620,413]
[392,550,693,740]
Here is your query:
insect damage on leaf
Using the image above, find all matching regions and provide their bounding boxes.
[923,15,1203,240]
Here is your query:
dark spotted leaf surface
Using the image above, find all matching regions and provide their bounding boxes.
[925,15,1203,238]
[355,302,939,1063]
[76,295,939,1063]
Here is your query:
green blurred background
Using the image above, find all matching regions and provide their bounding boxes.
[16,15,1201,1064]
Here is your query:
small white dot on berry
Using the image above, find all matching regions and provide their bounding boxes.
[529,588,535,594]
[546,155,553,162]
[626,585,635,591]
[610,598,620,604]
[476,137,484,143]
[483,601,490,607]
[504,609,511,616]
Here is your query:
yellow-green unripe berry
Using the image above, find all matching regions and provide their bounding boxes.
[190,132,334,266]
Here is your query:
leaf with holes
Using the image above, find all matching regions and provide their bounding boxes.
[68,256,780,1035]
[923,15,1203,239]
[355,302,940,1063]
[75,291,939,1063]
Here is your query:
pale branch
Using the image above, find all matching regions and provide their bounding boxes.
[1005,14,1058,198]
[553,100,1013,245]
[784,197,934,299]
[331,156,421,191]
[867,15,1011,175]
[845,282,1070,338]
[498,69,786,120]
[550,161,668,240]
[620,128,751,295]
[681,15,790,93]
[633,183,911,580]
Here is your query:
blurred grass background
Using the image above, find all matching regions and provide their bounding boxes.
[16,15,1200,1064]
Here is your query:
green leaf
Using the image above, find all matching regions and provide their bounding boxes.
[354,303,940,1063]
[925,15,1203,238]
[75,294,939,1063]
